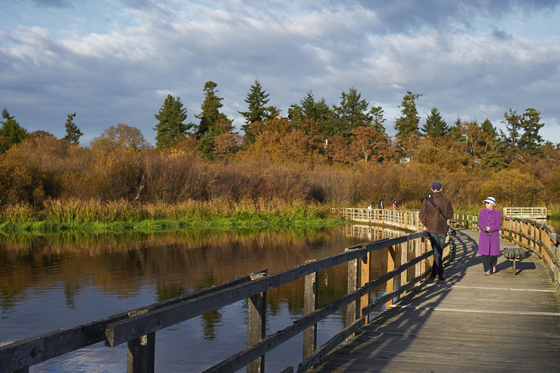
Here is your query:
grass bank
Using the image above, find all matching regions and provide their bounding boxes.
[0,198,345,235]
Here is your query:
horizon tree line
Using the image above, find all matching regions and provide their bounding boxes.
[0,80,552,168]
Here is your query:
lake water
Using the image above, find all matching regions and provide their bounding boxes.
[0,224,404,372]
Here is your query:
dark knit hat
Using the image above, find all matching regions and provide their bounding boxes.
[431,181,442,191]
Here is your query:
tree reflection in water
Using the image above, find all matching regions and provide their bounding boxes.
[0,224,411,371]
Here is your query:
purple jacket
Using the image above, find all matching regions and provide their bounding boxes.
[478,208,502,256]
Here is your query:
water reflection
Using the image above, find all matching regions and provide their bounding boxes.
[0,224,410,372]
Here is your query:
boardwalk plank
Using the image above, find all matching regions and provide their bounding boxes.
[311,229,560,373]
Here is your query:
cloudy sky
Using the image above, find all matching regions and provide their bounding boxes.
[1,0,560,146]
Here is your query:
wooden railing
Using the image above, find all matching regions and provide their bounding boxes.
[331,208,422,231]
[503,207,547,219]
[501,217,559,286]
[0,228,439,373]
[333,208,559,287]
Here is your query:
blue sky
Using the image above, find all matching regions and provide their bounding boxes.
[1,0,560,146]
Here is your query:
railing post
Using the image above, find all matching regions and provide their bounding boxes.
[420,237,426,274]
[415,238,422,278]
[400,241,408,289]
[386,246,396,310]
[126,309,155,373]
[303,261,318,360]
[248,271,268,373]
[346,248,358,328]
[359,249,371,325]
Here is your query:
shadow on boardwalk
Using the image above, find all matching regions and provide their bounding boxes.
[311,229,560,372]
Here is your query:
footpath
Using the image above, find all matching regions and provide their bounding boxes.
[311,228,560,372]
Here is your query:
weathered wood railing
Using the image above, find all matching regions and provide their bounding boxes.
[503,207,547,219]
[1,229,438,373]
[501,217,559,286]
[331,208,422,231]
[334,207,559,286]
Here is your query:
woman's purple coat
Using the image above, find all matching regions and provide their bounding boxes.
[478,208,502,256]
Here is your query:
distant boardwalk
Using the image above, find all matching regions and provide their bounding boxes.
[311,229,560,372]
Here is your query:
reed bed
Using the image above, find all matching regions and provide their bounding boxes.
[0,198,340,235]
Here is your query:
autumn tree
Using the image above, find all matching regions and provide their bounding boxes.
[154,95,191,148]
[394,91,422,138]
[422,107,448,138]
[238,80,277,143]
[90,123,150,152]
[63,113,83,144]
[350,126,389,163]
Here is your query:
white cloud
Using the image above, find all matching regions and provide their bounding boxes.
[1,0,560,145]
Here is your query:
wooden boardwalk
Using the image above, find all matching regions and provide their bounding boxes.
[311,228,560,373]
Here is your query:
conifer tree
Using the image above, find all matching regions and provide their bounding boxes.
[481,118,496,135]
[394,91,422,138]
[332,87,371,137]
[238,80,277,143]
[422,107,448,137]
[0,108,28,149]
[154,95,191,148]
[194,81,232,158]
[63,113,83,144]
[480,138,508,171]
[518,108,544,155]
[195,81,230,138]
[502,109,522,149]
[369,106,386,133]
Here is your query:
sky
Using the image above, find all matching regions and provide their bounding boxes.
[1,0,560,146]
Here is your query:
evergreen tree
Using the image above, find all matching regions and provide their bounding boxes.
[0,108,28,148]
[194,81,230,139]
[63,113,83,144]
[502,109,522,149]
[290,92,335,137]
[194,81,232,158]
[518,108,544,155]
[480,138,508,172]
[369,106,386,133]
[154,95,191,148]
[238,80,277,143]
[394,91,422,138]
[480,118,496,135]
[332,87,371,137]
[422,107,448,137]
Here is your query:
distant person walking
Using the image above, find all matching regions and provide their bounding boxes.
[392,200,397,210]
[478,197,502,275]
[419,182,453,281]
[378,200,384,209]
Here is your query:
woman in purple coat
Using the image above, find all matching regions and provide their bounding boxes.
[478,197,502,275]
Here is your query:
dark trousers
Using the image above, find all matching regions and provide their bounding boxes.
[481,255,498,272]
[429,232,447,276]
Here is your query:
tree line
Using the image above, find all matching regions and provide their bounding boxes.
[1,81,559,215]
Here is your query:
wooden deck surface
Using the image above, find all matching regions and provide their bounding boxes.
[311,229,560,373]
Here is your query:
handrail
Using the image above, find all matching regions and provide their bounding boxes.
[0,226,435,373]
[501,216,559,287]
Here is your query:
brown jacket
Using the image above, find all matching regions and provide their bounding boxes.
[419,192,453,234]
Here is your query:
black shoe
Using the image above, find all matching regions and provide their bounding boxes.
[438,275,445,281]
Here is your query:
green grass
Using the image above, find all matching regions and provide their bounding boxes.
[0,217,346,236]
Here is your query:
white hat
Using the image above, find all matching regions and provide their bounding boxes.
[483,197,496,204]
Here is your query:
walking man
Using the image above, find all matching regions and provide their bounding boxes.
[419,181,453,281]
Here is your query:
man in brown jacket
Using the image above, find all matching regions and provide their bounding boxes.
[419,181,453,280]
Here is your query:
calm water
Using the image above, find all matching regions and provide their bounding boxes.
[0,225,403,372]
